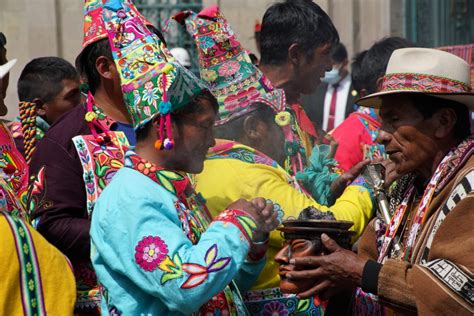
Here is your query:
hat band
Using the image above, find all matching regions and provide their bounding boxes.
[380,73,471,94]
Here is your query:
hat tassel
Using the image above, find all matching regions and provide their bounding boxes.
[154,73,174,150]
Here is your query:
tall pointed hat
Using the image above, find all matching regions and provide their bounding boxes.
[82,0,108,48]
[101,0,208,149]
[173,5,280,125]
[82,0,153,49]
[174,6,313,181]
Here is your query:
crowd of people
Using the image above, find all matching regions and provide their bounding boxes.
[0,0,472,315]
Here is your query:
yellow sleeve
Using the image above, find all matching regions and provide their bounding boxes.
[195,158,245,218]
[330,185,374,239]
[197,159,373,245]
[242,165,373,245]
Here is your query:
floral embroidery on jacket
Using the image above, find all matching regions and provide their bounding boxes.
[181,244,231,289]
[135,235,169,272]
[134,239,231,290]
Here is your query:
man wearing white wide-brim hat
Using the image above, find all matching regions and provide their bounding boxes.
[282,48,473,315]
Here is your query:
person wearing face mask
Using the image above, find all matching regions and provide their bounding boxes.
[300,42,356,132]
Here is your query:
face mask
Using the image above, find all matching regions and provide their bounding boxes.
[321,67,341,85]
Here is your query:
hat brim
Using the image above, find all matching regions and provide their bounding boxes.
[0,59,17,80]
[356,89,474,111]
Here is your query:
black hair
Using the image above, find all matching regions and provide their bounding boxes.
[260,0,339,66]
[213,103,275,141]
[298,206,335,220]
[410,94,471,141]
[76,39,113,95]
[0,32,7,65]
[0,32,6,48]
[136,89,218,142]
[330,42,348,64]
[357,37,414,95]
[249,53,259,66]
[350,50,368,95]
[18,57,79,103]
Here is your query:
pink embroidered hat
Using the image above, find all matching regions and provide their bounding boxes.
[172,5,275,125]
[357,47,474,110]
[81,0,153,49]
[101,0,207,149]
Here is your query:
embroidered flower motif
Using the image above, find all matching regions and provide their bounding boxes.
[262,301,289,316]
[122,67,134,80]
[201,69,218,82]
[218,60,241,77]
[142,81,160,107]
[181,244,231,289]
[199,36,215,49]
[275,111,291,127]
[137,160,157,175]
[214,33,229,43]
[135,235,169,272]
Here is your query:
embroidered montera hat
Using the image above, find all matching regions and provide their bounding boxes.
[81,0,153,49]
[357,47,474,110]
[172,5,275,125]
[101,0,207,149]
[82,0,108,49]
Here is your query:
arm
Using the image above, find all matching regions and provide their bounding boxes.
[251,165,373,242]
[92,188,259,314]
[375,191,474,314]
[29,136,90,260]
[232,256,266,293]
[289,170,474,314]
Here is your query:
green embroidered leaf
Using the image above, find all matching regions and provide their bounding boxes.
[98,178,106,190]
[160,254,184,285]
[159,170,184,181]
[160,270,182,285]
[237,215,257,230]
[296,298,310,312]
[157,173,176,194]
[95,164,109,177]
[173,253,182,268]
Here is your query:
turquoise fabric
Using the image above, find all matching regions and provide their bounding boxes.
[296,145,339,206]
[90,167,263,315]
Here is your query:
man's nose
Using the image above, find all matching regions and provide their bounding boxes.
[376,128,391,145]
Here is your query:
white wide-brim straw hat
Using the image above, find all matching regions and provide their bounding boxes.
[0,59,17,79]
[357,48,474,111]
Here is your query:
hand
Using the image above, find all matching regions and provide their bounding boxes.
[226,198,279,236]
[330,159,371,200]
[286,234,367,300]
[373,158,400,188]
[250,197,279,236]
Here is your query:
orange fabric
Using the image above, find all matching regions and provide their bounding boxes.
[291,103,317,138]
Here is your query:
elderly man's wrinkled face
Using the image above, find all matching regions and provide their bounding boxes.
[275,238,322,294]
[378,95,438,176]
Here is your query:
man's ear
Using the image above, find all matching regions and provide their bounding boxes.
[375,77,384,91]
[34,98,46,117]
[359,88,368,98]
[95,56,115,80]
[243,115,261,140]
[288,43,304,67]
[433,107,457,139]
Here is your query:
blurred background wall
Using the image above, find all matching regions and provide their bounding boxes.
[1,0,473,119]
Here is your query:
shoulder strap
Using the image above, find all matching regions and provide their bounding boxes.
[3,212,46,315]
